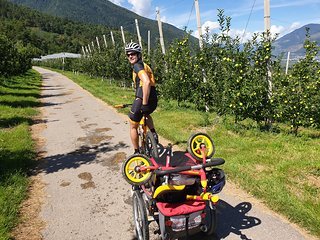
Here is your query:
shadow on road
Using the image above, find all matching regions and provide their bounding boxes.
[34,141,129,174]
[214,200,261,239]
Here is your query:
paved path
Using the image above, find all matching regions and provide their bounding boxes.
[34,67,315,240]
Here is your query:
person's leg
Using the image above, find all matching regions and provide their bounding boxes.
[145,115,158,144]
[129,98,143,153]
[130,121,139,153]
[145,115,155,130]
[145,99,158,132]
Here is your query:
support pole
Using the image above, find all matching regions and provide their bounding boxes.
[103,34,108,48]
[110,31,115,46]
[194,0,208,110]
[135,19,142,48]
[264,0,271,32]
[194,0,203,49]
[96,36,101,52]
[121,26,126,45]
[148,30,151,56]
[156,7,166,54]
[285,52,290,75]
[91,41,95,51]
[264,0,272,98]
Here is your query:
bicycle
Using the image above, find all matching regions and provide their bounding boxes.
[114,103,159,159]
[121,133,225,240]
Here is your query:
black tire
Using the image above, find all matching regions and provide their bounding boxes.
[145,131,159,160]
[138,127,146,155]
[187,132,215,162]
[205,202,217,236]
[133,191,149,240]
[121,154,153,186]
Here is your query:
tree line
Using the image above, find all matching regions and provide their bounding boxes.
[37,10,320,134]
[0,0,134,76]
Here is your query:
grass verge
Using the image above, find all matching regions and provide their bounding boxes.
[58,69,320,238]
[0,70,41,240]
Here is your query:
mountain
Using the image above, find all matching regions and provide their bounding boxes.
[273,23,320,58]
[0,0,124,54]
[7,0,195,46]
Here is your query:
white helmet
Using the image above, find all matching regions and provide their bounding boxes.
[125,42,142,53]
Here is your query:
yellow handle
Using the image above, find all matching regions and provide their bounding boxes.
[114,104,125,108]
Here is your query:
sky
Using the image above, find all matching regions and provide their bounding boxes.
[108,0,320,42]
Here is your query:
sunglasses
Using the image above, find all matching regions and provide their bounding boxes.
[126,52,137,57]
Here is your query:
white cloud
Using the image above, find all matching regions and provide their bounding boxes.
[271,22,302,38]
[202,21,220,34]
[160,15,167,23]
[270,25,285,36]
[229,29,254,42]
[128,0,152,17]
[193,21,219,39]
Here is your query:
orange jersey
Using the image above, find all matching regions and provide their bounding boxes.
[132,61,157,99]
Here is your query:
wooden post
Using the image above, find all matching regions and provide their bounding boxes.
[148,30,151,56]
[264,0,272,98]
[88,44,92,53]
[135,19,142,48]
[194,0,203,49]
[156,7,165,54]
[194,1,208,111]
[91,41,95,51]
[110,31,115,46]
[285,52,290,75]
[103,34,108,48]
[96,36,101,52]
[81,46,86,57]
[264,0,271,32]
[121,26,126,45]
[62,53,65,71]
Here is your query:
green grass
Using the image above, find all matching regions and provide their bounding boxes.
[0,70,41,240]
[58,69,320,238]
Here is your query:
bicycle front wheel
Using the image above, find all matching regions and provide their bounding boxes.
[187,132,215,162]
[121,154,152,185]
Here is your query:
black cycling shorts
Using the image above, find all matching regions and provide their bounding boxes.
[129,98,158,123]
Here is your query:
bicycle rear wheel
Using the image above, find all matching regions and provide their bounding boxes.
[145,131,159,160]
[204,202,217,236]
[187,132,215,162]
[121,154,152,185]
[133,191,149,240]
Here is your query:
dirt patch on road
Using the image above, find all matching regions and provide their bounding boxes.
[77,135,113,145]
[100,152,127,171]
[78,172,96,189]
[78,172,93,181]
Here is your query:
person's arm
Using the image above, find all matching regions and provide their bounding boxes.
[138,70,151,105]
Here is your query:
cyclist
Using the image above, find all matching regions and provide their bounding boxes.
[125,42,158,154]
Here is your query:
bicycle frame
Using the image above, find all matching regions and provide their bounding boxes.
[114,104,154,156]
[137,146,223,204]
[138,116,147,154]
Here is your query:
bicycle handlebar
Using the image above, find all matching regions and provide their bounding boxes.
[114,103,132,108]
[155,158,225,176]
